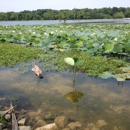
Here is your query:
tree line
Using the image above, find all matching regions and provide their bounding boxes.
[0,7,130,21]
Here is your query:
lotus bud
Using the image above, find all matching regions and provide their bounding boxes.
[44,32,47,35]
[32,32,36,35]
[114,38,117,42]
[64,57,74,66]
[51,31,53,34]
[101,43,104,47]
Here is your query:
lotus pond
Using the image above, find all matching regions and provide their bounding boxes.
[0,24,130,129]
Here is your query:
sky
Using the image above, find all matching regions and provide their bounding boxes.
[0,0,130,12]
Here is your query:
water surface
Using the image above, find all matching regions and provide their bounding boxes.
[0,19,130,26]
[0,67,130,129]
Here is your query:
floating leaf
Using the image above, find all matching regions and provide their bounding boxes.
[112,44,123,53]
[122,66,130,73]
[105,43,115,53]
[124,43,130,51]
[99,72,117,79]
[116,73,130,81]
[76,41,83,47]
[60,41,67,47]
[93,43,100,47]
[75,60,83,66]
[116,74,126,81]
[87,47,98,53]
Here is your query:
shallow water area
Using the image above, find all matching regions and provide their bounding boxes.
[0,67,130,129]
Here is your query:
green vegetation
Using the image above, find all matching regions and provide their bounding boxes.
[0,7,130,21]
[0,43,43,67]
[0,24,130,56]
[0,114,11,127]
[38,50,128,76]
[0,24,130,81]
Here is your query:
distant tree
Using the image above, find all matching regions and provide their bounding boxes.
[103,14,113,19]
[112,7,118,14]
[0,7,129,21]
[84,12,91,19]
[58,12,62,21]
[113,12,125,19]
[61,11,68,23]
[125,11,130,18]
[8,12,19,20]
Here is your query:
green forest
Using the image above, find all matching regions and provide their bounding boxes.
[0,7,130,21]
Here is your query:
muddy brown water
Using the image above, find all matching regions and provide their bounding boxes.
[0,67,130,129]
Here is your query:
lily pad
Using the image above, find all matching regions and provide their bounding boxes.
[122,66,130,73]
[124,43,130,51]
[112,44,123,53]
[76,41,83,47]
[99,72,117,79]
[105,43,114,53]
[116,73,130,81]
[116,74,126,81]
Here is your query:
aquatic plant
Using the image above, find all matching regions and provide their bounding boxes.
[0,43,43,67]
[64,57,84,103]
[0,24,130,58]
[0,24,130,80]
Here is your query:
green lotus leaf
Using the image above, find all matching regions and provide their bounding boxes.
[112,44,123,53]
[99,72,117,79]
[93,43,100,47]
[116,73,130,81]
[76,41,83,47]
[64,57,74,66]
[34,39,42,45]
[74,60,83,66]
[80,36,86,41]
[116,74,126,81]
[78,47,87,51]
[87,47,98,53]
[16,33,23,39]
[60,41,67,47]
[105,43,115,53]
[86,43,93,49]
[124,43,130,51]
[70,44,78,48]
[126,74,130,79]
[122,66,130,73]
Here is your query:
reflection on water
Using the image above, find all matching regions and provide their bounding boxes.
[64,68,84,104]
[0,68,130,129]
